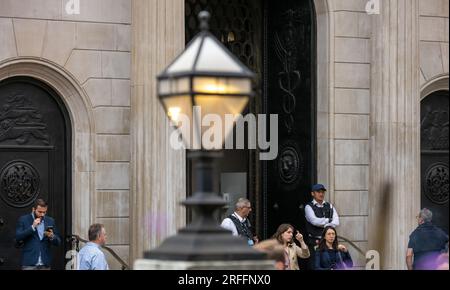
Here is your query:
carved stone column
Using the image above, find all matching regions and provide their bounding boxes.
[369,0,421,269]
[130,0,186,264]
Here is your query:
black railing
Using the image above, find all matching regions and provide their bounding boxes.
[338,235,367,263]
[66,234,364,271]
[66,235,130,270]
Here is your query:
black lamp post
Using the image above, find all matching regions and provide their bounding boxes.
[144,11,266,263]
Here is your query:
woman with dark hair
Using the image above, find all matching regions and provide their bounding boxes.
[315,226,353,270]
[272,224,310,270]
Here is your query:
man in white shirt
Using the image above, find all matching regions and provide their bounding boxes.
[221,198,258,246]
[304,184,340,269]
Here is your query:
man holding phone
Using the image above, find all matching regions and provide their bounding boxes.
[15,199,61,270]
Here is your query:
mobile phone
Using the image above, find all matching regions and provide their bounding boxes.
[45,226,54,232]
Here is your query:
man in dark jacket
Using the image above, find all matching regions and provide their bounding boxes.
[15,199,61,270]
[406,208,448,270]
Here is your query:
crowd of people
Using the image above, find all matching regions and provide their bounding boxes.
[14,184,449,270]
[221,184,448,271]
[221,184,354,270]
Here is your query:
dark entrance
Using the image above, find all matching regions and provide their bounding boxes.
[0,77,71,270]
[184,0,264,226]
[420,90,449,234]
[185,0,316,240]
[263,0,316,239]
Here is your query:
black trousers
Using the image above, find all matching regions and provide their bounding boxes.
[307,237,320,270]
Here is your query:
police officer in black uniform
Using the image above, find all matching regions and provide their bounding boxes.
[305,184,340,270]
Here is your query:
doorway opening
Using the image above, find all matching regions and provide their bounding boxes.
[0,77,72,270]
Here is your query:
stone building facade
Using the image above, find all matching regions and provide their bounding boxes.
[0,0,448,270]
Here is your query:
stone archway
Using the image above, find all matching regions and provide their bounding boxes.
[0,58,95,242]
[421,75,449,100]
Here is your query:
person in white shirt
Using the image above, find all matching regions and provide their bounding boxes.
[221,198,258,246]
[304,184,340,269]
[77,224,109,270]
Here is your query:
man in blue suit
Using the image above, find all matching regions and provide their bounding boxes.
[15,199,61,270]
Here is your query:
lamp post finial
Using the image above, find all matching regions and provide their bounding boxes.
[199,11,211,31]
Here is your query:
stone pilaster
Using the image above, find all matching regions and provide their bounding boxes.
[130,0,186,264]
[369,0,421,269]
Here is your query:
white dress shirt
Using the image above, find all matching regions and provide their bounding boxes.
[221,212,246,236]
[305,199,340,228]
[31,213,44,266]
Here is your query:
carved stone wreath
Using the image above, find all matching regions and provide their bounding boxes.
[0,161,40,208]
[424,163,449,205]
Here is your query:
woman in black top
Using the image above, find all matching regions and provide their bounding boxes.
[315,226,353,270]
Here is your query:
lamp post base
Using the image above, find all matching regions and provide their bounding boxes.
[143,226,267,262]
[138,150,269,269]
[134,259,275,270]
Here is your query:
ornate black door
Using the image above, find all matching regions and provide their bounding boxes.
[263,0,316,238]
[184,0,316,240]
[0,77,71,270]
[421,90,449,234]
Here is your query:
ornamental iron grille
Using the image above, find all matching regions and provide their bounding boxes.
[185,0,260,73]
[185,0,263,231]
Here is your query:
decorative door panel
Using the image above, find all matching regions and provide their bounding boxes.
[263,0,316,238]
[0,77,71,270]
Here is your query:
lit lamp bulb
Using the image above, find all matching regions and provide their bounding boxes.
[203,84,227,94]
[168,107,182,123]
[194,77,250,95]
